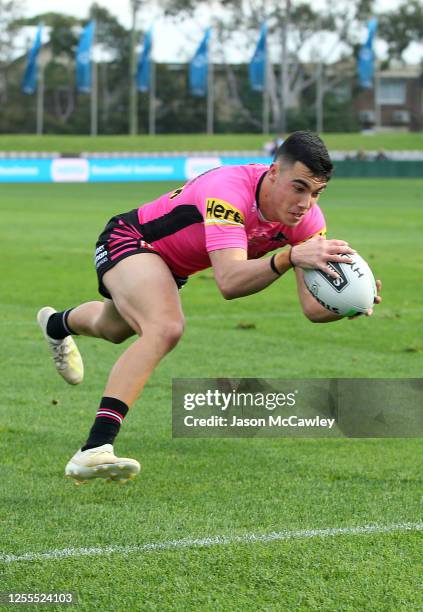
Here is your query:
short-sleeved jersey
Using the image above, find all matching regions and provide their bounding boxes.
[136,164,326,277]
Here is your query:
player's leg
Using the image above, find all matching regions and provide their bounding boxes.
[99,256,185,405]
[37,306,85,385]
[37,299,135,385]
[67,298,135,344]
[65,253,185,483]
[37,209,144,385]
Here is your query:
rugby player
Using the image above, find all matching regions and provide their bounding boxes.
[37,131,381,484]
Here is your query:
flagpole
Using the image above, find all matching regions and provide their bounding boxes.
[149,59,156,135]
[36,62,44,135]
[262,45,269,134]
[207,43,214,134]
[374,60,381,130]
[91,52,98,136]
[129,0,140,136]
[316,60,323,133]
[278,0,290,133]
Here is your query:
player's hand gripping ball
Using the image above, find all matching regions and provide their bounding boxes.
[303,252,377,317]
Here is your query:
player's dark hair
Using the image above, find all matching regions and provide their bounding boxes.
[275,131,333,181]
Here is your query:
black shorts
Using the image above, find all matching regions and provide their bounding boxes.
[94,209,188,299]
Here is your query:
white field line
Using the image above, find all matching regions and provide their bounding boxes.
[1,522,421,565]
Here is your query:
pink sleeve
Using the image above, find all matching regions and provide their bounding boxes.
[197,170,250,253]
[290,204,327,245]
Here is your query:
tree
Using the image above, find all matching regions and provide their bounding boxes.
[378,0,423,61]
[156,0,377,132]
[12,5,132,133]
[0,0,25,104]
[88,3,130,132]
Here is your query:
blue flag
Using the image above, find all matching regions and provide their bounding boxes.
[249,23,267,92]
[136,28,153,92]
[22,24,43,95]
[189,28,211,97]
[76,21,95,93]
[358,18,378,88]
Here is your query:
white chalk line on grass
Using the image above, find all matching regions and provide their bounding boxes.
[1,522,422,564]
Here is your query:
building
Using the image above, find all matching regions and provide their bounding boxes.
[355,64,423,131]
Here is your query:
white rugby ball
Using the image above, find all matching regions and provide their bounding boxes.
[303,252,377,317]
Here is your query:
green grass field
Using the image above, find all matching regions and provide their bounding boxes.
[0,132,422,153]
[1,179,422,610]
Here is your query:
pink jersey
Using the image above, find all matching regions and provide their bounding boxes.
[137,164,326,277]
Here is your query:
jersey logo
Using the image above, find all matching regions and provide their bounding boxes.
[205,198,245,227]
[169,186,185,200]
[270,231,288,243]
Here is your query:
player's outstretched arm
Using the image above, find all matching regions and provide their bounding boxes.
[294,267,344,323]
[295,268,383,323]
[210,247,292,299]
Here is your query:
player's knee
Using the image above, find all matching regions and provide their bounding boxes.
[154,319,185,350]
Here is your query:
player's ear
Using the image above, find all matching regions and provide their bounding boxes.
[268,162,280,182]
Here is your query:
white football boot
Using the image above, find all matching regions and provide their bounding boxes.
[65,444,140,484]
[37,306,84,385]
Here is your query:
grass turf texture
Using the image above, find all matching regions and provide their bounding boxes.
[1,179,422,610]
[0,132,423,153]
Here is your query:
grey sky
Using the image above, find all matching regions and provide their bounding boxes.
[23,0,401,27]
[21,0,421,64]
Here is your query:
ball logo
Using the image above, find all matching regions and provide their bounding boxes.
[310,281,320,297]
[313,294,341,314]
[316,261,349,293]
[351,263,365,279]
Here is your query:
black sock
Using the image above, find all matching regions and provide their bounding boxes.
[46,308,77,340]
[81,397,129,451]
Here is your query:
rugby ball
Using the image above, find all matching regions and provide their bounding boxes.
[303,252,377,317]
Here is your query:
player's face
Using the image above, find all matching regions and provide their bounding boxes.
[264,161,328,226]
